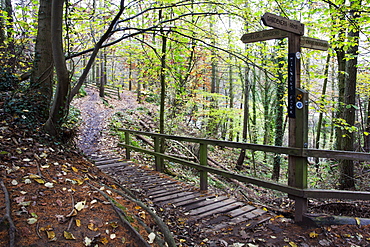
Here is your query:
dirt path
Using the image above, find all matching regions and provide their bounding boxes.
[72,87,140,156]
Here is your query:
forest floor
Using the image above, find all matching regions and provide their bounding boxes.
[1,87,370,246]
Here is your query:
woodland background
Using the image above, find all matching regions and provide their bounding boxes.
[1,0,370,190]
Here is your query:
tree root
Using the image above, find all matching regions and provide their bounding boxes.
[0,178,16,247]
[87,182,151,247]
[101,182,176,247]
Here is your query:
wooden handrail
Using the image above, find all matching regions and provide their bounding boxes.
[118,143,370,200]
[118,128,370,223]
[118,128,370,161]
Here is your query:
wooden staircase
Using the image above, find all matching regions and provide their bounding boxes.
[89,152,272,242]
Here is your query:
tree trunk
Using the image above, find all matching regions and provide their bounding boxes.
[45,0,70,135]
[272,44,285,181]
[29,0,53,121]
[314,54,331,167]
[338,1,361,189]
[158,9,167,172]
[236,65,250,170]
[99,53,105,97]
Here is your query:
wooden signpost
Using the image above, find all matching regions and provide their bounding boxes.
[241,12,329,222]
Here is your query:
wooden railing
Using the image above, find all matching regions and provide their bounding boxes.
[85,82,121,100]
[118,129,370,221]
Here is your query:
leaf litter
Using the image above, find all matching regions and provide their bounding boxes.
[2,88,370,246]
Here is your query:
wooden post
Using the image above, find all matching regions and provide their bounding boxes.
[293,88,309,222]
[242,12,328,223]
[125,131,131,160]
[199,143,208,191]
[154,136,162,172]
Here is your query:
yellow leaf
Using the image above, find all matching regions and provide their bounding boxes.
[289,242,298,247]
[355,217,361,226]
[75,219,81,227]
[63,231,76,240]
[364,132,369,136]
[138,211,146,219]
[34,178,45,184]
[29,174,41,179]
[309,231,319,238]
[88,223,98,231]
[100,237,109,244]
[263,207,268,211]
[111,184,117,189]
[74,179,84,185]
[72,166,78,172]
[135,206,142,210]
[46,230,56,240]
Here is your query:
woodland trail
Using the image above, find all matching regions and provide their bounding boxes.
[72,87,370,246]
[73,87,140,156]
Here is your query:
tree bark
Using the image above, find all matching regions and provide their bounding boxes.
[314,54,331,167]
[29,0,53,121]
[272,43,285,181]
[338,1,361,189]
[45,0,70,135]
[236,65,250,170]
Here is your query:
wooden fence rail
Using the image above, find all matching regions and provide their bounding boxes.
[117,128,370,221]
[85,82,121,100]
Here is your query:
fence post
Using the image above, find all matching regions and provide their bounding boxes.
[117,87,121,100]
[154,136,162,172]
[293,88,309,222]
[125,131,131,160]
[199,143,208,191]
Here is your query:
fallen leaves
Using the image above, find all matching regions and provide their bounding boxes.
[63,231,76,240]
[75,200,86,211]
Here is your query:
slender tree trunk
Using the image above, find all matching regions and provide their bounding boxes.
[45,0,70,135]
[272,45,285,181]
[159,9,167,171]
[99,53,105,97]
[27,0,53,121]
[236,65,250,170]
[338,1,361,189]
[315,54,331,167]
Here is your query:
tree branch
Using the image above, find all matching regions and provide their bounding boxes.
[0,178,16,247]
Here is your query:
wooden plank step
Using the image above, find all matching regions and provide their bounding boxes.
[173,194,214,207]
[148,187,184,198]
[146,183,181,193]
[163,192,204,206]
[125,175,159,182]
[96,162,130,169]
[95,158,123,165]
[189,201,244,220]
[225,205,256,218]
[213,208,268,231]
[188,198,237,216]
[183,196,228,211]
[147,186,184,196]
[141,180,177,189]
[152,192,194,202]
